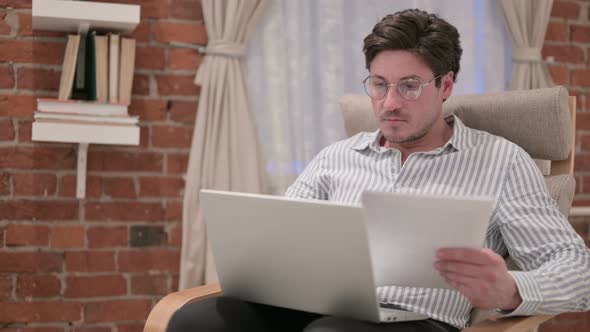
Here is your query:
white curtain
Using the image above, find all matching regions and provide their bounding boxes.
[500,0,554,174]
[501,0,554,90]
[179,0,269,290]
[246,0,512,194]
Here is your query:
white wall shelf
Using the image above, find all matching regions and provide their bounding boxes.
[32,0,141,33]
[32,120,140,199]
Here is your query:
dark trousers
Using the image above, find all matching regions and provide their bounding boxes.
[166,296,460,332]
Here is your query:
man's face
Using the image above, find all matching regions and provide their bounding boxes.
[369,50,453,146]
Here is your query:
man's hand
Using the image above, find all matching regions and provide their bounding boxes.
[434,248,522,311]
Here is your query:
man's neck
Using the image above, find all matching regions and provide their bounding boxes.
[383,118,454,164]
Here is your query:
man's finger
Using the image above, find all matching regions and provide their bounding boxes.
[436,248,495,265]
[435,260,488,278]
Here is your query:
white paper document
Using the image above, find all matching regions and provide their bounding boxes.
[361,192,495,289]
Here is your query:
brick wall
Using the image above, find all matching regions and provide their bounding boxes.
[535,2,590,331]
[1,0,590,331]
[0,0,205,331]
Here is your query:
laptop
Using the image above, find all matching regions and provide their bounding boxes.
[200,189,494,323]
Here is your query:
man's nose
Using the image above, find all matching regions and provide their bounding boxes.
[382,86,404,110]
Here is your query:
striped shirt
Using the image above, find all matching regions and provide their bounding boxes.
[285,115,590,328]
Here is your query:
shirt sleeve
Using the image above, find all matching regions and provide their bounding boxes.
[284,149,330,200]
[495,149,590,316]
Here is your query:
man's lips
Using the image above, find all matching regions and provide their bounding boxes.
[381,118,404,123]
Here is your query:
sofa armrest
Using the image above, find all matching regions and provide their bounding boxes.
[463,314,556,332]
[143,283,222,332]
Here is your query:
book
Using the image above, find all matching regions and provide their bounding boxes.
[108,33,120,103]
[86,31,97,101]
[94,34,109,103]
[58,34,81,100]
[34,111,139,125]
[32,120,140,146]
[118,37,136,105]
[74,31,87,91]
[37,98,128,117]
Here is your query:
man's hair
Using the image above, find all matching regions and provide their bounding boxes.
[363,9,463,87]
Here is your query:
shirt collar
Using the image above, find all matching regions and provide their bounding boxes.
[351,115,472,153]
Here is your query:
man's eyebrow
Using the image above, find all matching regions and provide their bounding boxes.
[370,74,421,81]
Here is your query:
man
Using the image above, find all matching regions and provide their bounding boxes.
[168,9,590,332]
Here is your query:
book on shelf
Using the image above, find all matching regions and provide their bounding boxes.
[108,33,120,104]
[118,37,136,105]
[37,98,128,117]
[32,120,140,146]
[34,111,139,125]
[95,34,109,103]
[58,34,80,100]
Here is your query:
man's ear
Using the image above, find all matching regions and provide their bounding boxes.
[441,71,454,100]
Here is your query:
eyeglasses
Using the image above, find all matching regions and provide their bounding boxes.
[362,75,440,101]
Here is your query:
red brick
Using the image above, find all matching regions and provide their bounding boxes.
[0,301,81,323]
[139,125,149,148]
[0,118,15,141]
[155,22,207,44]
[547,65,568,86]
[13,173,57,196]
[169,223,182,247]
[71,327,110,332]
[0,252,62,273]
[551,1,580,19]
[0,65,14,88]
[542,45,584,64]
[58,175,101,198]
[131,21,150,43]
[16,275,61,298]
[5,224,50,246]
[117,324,144,332]
[88,151,163,172]
[128,98,167,121]
[152,125,193,148]
[65,275,126,298]
[170,0,203,20]
[22,328,65,332]
[0,94,37,117]
[84,299,152,323]
[0,172,9,195]
[156,74,200,96]
[0,146,76,170]
[545,22,567,42]
[17,119,32,142]
[50,226,85,249]
[167,153,189,174]
[571,25,590,43]
[168,100,197,124]
[0,40,65,65]
[130,274,168,294]
[572,69,590,87]
[87,226,128,248]
[17,67,61,91]
[0,9,11,35]
[64,251,115,272]
[0,275,13,300]
[165,201,182,221]
[575,153,590,172]
[103,177,136,199]
[132,73,150,96]
[85,201,165,222]
[0,1,31,9]
[139,176,185,197]
[168,48,204,70]
[118,249,180,272]
[171,274,179,291]
[0,200,79,221]
[136,46,165,70]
